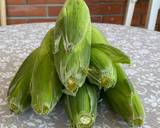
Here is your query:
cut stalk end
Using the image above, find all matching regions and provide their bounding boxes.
[100,76,115,89]
[77,114,94,128]
[131,118,144,127]
[10,103,20,113]
[33,104,49,115]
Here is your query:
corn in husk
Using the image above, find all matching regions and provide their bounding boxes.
[89,47,117,89]
[7,48,39,113]
[88,26,130,89]
[65,83,97,128]
[31,28,63,115]
[54,0,91,96]
[103,64,145,127]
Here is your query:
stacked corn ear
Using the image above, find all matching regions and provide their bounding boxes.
[65,83,97,128]
[103,64,145,127]
[88,26,130,90]
[7,48,39,113]
[7,0,145,125]
[31,28,63,115]
[54,0,92,96]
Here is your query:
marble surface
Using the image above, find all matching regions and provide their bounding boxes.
[0,23,160,128]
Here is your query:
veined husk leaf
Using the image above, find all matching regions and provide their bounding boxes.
[54,0,91,96]
[92,43,131,64]
[31,28,63,115]
[103,64,145,127]
[88,25,130,89]
[65,83,97,128]
[7,48,39,113]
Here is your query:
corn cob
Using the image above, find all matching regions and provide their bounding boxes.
[54,0,91,96]
[89,48,117,89]
[88,26,130,89]
[31,28,63,115]
[103,64,145,127]
[65,83,97,128]
[7,48,39,113]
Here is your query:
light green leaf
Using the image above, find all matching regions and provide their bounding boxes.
[92,43,131,64]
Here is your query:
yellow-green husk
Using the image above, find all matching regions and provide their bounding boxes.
[65,83,97,128]
[103,64,145,127]
[31,28,63,115]
[7,48,39,113]
[54,0,92,96]
[88,25,130,90]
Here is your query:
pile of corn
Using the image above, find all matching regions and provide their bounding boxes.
[7,0,145,127]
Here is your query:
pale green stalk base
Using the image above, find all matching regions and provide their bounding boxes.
[100,76,115,89]
[8,97,30,114]
[71,113,94,128]
[131,117,144,127]
[88,65,117,90]
[9,103,19,113]
[78,114,94,128]
[32,105,50,115]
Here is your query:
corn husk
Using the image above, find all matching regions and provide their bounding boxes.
[103,64,145,127]
[88,26,130,89]
[89,48,117,89]
[31,28,63,115]
[54,0,91,96]
[65,83,97,128]
[7,48,39,113]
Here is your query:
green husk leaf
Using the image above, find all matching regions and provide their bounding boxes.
[103,64,145,127]
[92,43,131,64]
[31,28,63,115]
[65,83,97,128]
[7,48,39,113]
[54,0,91,96]
[91,25,131,64]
